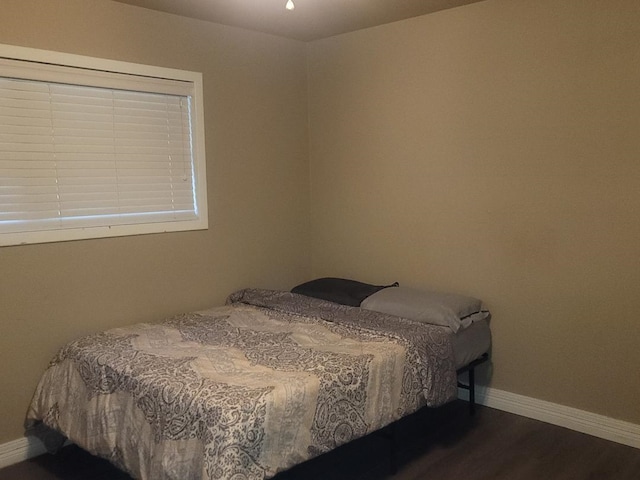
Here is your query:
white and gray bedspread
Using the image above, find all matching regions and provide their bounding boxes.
[26,289,458,480]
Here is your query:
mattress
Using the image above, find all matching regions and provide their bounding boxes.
[452,318,491,369]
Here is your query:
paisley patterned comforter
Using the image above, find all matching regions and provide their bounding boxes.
[26,289,457,480]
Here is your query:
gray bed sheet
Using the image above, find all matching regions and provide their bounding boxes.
[451,318,491,369]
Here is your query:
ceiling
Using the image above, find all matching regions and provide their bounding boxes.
[111,0,487,42]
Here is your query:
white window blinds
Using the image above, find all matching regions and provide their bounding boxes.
[0,46,207,246]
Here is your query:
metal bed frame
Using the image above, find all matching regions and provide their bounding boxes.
[385,352,490,473]
[456,352,490,415]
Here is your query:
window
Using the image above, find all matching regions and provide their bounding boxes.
[0,44,207,247]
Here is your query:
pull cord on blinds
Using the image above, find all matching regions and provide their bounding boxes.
[0,55,204,243]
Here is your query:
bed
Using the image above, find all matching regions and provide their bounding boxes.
[26,281,491,480]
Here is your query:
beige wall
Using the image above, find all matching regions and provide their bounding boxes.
[0,0,310,442]
[308,0,640,424]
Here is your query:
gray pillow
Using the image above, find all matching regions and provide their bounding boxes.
[360,286,490,333]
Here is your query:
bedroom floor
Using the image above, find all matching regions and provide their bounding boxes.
[2,401,639,480]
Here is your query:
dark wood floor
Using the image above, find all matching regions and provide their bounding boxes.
[2,401,639,480]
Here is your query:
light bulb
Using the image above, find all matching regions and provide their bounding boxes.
[285,0,295,10]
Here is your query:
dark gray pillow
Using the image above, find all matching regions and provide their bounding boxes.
[291,277,398,307]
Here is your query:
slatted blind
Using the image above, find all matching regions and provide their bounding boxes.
[0,50,207,246]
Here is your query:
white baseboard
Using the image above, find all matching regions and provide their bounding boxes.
[459,386,640,449]
[0,436,46,470]
[2,390,638,470]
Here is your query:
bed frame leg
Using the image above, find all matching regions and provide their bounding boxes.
[389,422,398,475]
[379,422,398,475]
[457,353,488,416]
[468,366,476,416]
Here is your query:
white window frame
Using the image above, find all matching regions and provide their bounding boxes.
[0,44,208,247]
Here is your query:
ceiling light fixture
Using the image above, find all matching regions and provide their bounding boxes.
[285,0,295,10]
